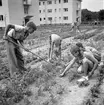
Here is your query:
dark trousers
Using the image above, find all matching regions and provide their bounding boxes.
[6,37,26,77]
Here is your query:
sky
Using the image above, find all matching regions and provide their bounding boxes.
[82,0,104,12]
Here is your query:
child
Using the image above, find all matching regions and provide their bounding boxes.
[76,42,101,62]
[3,21,37,77]
[48,34,62,62]
[76,17,81,34]
[70,22,75,32]
[60,44,99,80]
[70,20,81,34]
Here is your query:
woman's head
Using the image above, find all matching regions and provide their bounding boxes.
[76,42,83,48]
[76,42,85,52]
[26,21,37,34]
[70,44,81,57]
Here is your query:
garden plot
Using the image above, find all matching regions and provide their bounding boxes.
[25,27,104,105]
[0,25,104,105]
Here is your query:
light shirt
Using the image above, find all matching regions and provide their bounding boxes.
[51,34,62,46]
[8,25,29,41]
[85,46,100,55]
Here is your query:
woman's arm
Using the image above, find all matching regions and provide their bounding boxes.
[60,57,76,77]
[3,24,15,38]
[50,42,54,60]
[84,52,98,77]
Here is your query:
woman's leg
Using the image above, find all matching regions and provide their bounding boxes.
[49,35,52,60]
[83,58,93,76]
[77,58,93,76]
[6,38,18,77]
[15,46,27,74]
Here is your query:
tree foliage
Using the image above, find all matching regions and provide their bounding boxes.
[81,9,104,22]
[99,10,104,21]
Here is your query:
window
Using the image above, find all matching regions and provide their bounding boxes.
[59,17,61,20]
[55,9,57,12]
[44,18,45,20]
[63,16,68,20]
[47,1,52,4]
[43,2,45,5]
[39,10,41,13]
[48,9,52,13]
[63,8,68,12]
[39,2,41,5]
[48,17,52,21]
[24,5,28,14]
[0,15,3,21]
[0,0,2,6]
[40,18,42,21]
[54,0,56,4]
[59,0,61,3]
[39,10,42,13]
[63,0,68,3]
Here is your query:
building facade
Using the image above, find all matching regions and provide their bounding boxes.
[39,0,82,24]
[0,0,82,27]
[0,0,40,27]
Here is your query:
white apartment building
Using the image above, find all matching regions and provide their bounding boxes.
[39,0,82,24]
[0,0,40,28]
[0,0,82,27]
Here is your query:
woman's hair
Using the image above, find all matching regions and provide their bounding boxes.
[76,42,83,48]
[70,44,80,54]
[26,21,37,31]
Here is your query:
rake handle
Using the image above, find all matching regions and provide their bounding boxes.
[4,38,49,63]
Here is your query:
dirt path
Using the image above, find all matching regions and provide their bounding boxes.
[28,75,97,105]
[60,79,97,105]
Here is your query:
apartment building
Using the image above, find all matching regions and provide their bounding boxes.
[0,0,82,27]
[0,0,40,28]
[39,0,82,24]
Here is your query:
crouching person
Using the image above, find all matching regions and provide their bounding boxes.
[48,34,62,63]
[76,42,104,75]
[76,42,101,62]
[60,44,99,80]
[3,21,37,77]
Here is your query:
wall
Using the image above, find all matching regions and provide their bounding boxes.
[0,0,10,27]
[8,0,24,25]
[28,0,40,26]
[72,0,81,23]
[39,0,74,24]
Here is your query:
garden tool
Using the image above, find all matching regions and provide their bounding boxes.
[4,38,49,63]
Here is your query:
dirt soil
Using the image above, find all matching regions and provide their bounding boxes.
[19,27,104,105]
[0,25,104,105]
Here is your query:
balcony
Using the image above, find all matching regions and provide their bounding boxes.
[23,0,32,6]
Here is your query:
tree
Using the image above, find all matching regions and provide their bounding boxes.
[98,10,104,21]
[81,9,92,22]
[81,9,100,22]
